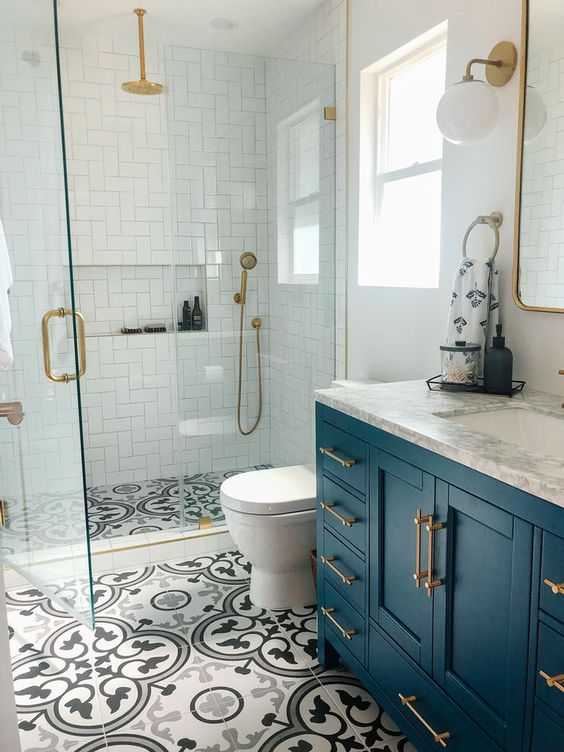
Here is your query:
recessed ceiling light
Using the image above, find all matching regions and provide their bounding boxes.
[210,18,238,31]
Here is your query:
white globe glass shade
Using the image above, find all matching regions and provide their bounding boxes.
[524,86,547,145]
[436,80,499,145]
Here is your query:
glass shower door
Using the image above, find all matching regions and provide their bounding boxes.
[0,0,94,626]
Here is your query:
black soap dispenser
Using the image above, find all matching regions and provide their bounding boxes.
[484,324,513,395]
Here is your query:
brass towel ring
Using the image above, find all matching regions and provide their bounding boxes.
[462,212,503,262]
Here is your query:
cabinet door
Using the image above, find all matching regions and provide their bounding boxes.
[370,449,435,674]
[434,483,533,750]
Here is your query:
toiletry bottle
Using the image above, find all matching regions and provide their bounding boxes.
[192,295,203,331]
[182,300,191,331]
[484,324,513,395]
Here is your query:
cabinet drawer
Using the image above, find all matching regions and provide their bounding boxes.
[536,621,564,720]
[319,420,367,494]
[320,529,366,613]
[321,581,365,666]
[540,532,564,624]
[320,475,366,553]
[369,627,499,752]
[531,702,564,752]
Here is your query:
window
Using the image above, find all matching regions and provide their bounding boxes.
[277,101,321,284]
[359,27,447,288]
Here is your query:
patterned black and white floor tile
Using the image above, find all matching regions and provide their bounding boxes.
[7,550,417,752]
[87,466,271,540]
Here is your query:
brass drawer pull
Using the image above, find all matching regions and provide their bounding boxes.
[544,578,564,596]
[539,670,564,693]
[399,693,451,748]
[319,447,356,468]
[425,519,445,598]
[413,509,430,588]
[321,607,356,640]
[320,501,356,527]
[321,556,356,585]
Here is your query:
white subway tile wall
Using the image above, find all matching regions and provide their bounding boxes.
[1,0,345,497]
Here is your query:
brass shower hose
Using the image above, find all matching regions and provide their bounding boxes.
[236,303,263,436]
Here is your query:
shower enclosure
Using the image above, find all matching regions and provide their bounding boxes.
[0,0,341,623]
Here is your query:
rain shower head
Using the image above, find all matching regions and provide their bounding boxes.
[121,9,164,96]
[240,252,257,270]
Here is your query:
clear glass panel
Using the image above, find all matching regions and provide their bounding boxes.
[365,169,442,288]
[0,1,94,626]
[167,50,336,521]
[385,47,446,172]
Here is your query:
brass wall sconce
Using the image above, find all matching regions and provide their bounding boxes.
[437,41,518,145]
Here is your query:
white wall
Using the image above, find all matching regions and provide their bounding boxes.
[347,0,564,395]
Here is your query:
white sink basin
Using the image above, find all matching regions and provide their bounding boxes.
[441,407,564,456]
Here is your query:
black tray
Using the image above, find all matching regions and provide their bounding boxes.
[426,375,526,398]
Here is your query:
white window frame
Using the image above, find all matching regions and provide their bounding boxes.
[277,99,321,285]
[358,24,447,289]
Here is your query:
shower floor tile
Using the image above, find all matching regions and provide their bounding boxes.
[7,550,417,752]
[87,466,271,541]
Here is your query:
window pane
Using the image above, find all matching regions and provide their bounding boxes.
[293,200,320,275]
[289,112,320,201]
[385,48,446,172]
[362,170,442,288]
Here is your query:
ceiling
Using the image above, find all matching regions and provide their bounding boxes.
[57,0,325,56]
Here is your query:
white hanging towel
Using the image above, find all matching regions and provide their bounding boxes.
[0,220,14,369]
[446,257,499,368]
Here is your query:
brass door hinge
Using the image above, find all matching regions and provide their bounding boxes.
[324,106,336,121]
[0,500,7,527]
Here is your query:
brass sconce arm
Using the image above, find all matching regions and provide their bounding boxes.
[460,41,518,87]
[463,57,503,82]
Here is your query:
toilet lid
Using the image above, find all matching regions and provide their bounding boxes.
[220,464,317,515]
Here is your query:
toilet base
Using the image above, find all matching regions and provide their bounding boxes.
[249,562,316,610]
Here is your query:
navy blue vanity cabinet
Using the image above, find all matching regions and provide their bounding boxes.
[316,402,564,752]
[433,484,533,750]
[370,448,435,674]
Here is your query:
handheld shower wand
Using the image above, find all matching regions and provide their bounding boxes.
[234,253,263,436]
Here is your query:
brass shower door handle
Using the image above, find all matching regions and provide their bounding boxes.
[41,308,86,383]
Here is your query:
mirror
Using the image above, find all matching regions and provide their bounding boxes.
[515,0,564,312]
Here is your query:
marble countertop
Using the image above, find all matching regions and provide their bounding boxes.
[315,380,564,509]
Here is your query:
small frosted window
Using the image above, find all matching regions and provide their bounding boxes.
[293,200,320,275]
[277,100,321,284]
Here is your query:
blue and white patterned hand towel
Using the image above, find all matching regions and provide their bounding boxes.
[446,258,499,367]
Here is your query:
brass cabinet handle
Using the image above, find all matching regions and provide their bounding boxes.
[539,671,564,693]
[0,401,23,425]
[544,579,564,596]
[320,501,356,527]
[413,509,430,588]
[425,518,445,597]
[399,693,451,748]
[321,555,356,585]
[321,606,356,640]
[41,308,86,383]
[319,447,356,468]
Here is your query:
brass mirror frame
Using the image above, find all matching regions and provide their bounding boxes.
[513,0,564,313]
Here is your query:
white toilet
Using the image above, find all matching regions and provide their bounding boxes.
[220,464,317,610]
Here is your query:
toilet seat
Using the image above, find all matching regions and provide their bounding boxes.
[220,464,316,516]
